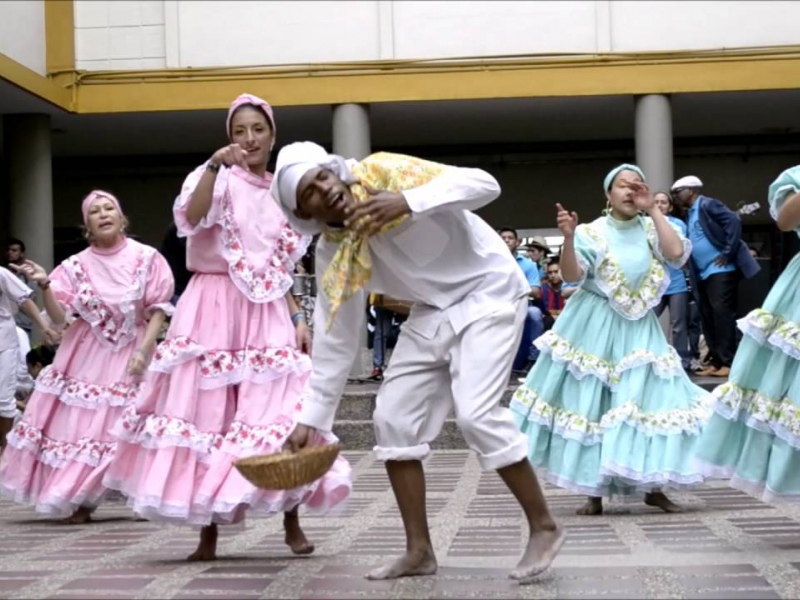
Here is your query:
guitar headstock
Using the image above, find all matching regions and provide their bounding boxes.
[736,202,760,216]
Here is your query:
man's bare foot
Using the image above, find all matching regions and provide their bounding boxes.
[187,524,218,562]
[509,525,566,582]
[366,547,438,580]
[284,512,314,555]
[576,497,603,516]
[63,506,93,525]
[644,491,683,513]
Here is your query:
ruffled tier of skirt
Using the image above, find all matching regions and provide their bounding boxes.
[0,320,144,517]
[512,289,714,498]
[103,273,352,526]
[693,253,800,502]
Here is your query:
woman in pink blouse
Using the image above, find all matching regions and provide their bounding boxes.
[0,191,175,524]
[105,94,351,561]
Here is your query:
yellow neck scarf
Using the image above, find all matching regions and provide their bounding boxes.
[321,152,446,330]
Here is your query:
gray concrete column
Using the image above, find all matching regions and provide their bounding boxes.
[332,104,373,378]
[634,94,674,193]
[332,104,371,160]
[4,114,54,271]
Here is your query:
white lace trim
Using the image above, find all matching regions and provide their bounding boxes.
[738,309,800,361]
[108,467,350,527]
[112,405,304,460]
[149,335,311,389]
[692,455,800,505]
[536,330,683,389]
[0,482,107,518]
[150,336,205,370]
[512,386,713,445]
[579,219,670,321]
[34,365,141,409]
[6,421,116,469]
[712,382,800,450]
[533,464,704,498]
[145,301,175,319]
[63,246,154,350]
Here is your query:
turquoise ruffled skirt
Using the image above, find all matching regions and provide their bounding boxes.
[694,253,800,502]
[511,289,713,497]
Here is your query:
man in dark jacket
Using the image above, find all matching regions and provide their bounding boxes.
[671,176,760,378]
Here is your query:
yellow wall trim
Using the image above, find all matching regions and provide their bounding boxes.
[4,43,800,114]
[73,46,800,113]
[45,0,75,75]
[0,52,72,109]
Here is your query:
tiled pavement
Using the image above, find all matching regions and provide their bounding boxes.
[1,451,800,599]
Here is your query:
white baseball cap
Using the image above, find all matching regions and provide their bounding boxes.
[671,175,703,191]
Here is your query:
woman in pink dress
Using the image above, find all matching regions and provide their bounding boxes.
[0,191,175,524]
[104,94,351,562]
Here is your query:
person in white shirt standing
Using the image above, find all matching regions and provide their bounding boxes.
[273,142,564,583]
[0,266,55,448]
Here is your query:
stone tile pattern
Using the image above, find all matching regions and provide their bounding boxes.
[0,451,798,599]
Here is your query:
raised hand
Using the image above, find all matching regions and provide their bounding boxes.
[10,260,48,285]
[626,180,656,212]
[210,144,250,172]
[343,184,410,237]
[556,203,579,237]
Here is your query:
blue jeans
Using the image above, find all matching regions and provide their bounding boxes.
[513,305,544,371]
[373,307,393,368]
[655,292,691,369]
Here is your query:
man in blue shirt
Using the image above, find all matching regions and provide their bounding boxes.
[500,228,544,373]
[671,176,760,378]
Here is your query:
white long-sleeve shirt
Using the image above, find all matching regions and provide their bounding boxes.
[299,165,529,432]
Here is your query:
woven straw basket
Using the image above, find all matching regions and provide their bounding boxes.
[234,444,342,490]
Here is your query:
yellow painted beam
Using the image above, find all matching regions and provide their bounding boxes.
[45,0,75,74]
[75,52,800,113]
[0,52,72,109]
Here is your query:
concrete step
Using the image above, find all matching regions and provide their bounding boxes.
[332,377,722,450]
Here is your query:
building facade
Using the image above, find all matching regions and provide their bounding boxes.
[1,0,800,270]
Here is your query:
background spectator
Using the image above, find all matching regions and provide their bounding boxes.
[499,228,544,374]
[541,259,577,325]
[525,236,551,279]
[6,239,36,339]
[672,175,760,378]
[653,191,692,371]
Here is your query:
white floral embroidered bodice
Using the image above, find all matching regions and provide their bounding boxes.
[573,215,690,321]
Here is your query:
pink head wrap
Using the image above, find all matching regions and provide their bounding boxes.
[226,93,276,140]
[81,190,123,224]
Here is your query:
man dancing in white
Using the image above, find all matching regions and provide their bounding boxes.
[275,143,564,582]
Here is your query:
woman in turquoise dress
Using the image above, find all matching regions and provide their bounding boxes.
[693,166,800,501]
[512,164,713,515]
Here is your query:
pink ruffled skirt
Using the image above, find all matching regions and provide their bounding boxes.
[104,273,351,526]
[0,321,144,516]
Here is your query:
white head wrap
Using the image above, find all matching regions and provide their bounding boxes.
[272,142,355,235]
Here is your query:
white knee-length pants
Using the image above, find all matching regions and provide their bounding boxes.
[373,298,528,471]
